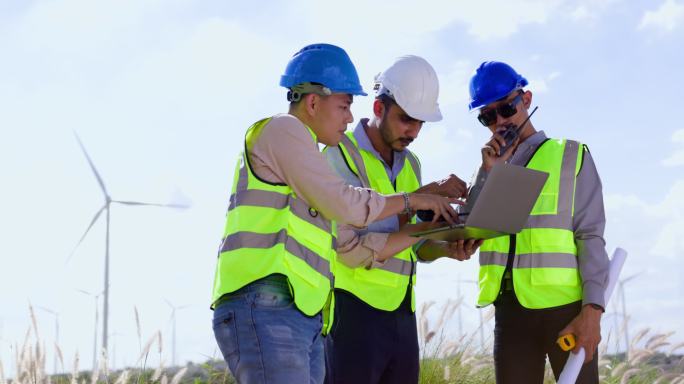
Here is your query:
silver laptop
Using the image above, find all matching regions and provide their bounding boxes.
[411,163,548,241]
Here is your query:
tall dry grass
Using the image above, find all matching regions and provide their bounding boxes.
[416,300,684,384]
[3,302,683,383]
[0,305,196,384]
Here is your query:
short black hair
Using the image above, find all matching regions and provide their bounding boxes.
[376,93,396,111]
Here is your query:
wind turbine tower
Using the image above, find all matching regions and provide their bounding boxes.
[69,133,189,357]
[165,299,190,367]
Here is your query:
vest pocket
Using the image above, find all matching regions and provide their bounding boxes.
[531,192,558,215]
[284,255,323,287]
[530,268,580,287]
[353,267,400,287]
[477,268,500,305]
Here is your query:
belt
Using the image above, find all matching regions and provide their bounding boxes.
[214,274,290,307]
[502,278,514,292]
[502,270,514,292]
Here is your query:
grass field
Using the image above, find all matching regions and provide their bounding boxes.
[2,303,683,384]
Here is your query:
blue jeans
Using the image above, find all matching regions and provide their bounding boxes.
[212,275,325,384]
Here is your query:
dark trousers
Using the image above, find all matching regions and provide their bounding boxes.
[324,289,419,384]
[493,290,599,384]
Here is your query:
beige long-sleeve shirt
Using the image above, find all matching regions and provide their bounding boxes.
[246,113,386,228]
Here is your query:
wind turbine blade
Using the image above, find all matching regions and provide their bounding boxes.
[74,132,109,197]
[37,306,57,315]
[76,289,93,296]
[164,299,173,309]
[112,200,190,209]
[169,188,193,209]
[177,305,191,310]
[621,271,643,284]
[66,205,106,264]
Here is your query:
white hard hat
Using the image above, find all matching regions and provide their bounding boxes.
[374,55,442,122]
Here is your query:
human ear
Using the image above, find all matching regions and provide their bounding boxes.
[372,99,385,118]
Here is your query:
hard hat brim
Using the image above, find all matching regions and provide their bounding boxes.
[405,106,443,122]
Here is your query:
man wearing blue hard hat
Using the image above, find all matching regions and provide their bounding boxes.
[210,43,460,384]
[465,61,609,383]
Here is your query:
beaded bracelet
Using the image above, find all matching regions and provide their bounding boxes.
[402,192,411,214]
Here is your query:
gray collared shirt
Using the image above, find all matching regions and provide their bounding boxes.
[325,118,414,268]
[466,130,609,307]
[351,118,409,184]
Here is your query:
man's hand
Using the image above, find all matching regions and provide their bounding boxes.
[408,193,462,224]
[445,238,484,261]
[482,131,521,172]
[418,174,468,199]
[558,304,603,363]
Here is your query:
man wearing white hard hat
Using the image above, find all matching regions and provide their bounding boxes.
[323,55,481,384]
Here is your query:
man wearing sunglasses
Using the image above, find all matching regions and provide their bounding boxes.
[464,61,609,384]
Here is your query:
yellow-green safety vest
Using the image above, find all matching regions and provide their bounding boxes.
[332,131,421,312]
[478,138,584,309]
[212,117,337,317]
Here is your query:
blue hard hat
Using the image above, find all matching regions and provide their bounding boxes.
[280,43,367,96]
[468,61,528,111]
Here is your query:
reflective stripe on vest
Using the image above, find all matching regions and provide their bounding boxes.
[211,117,336,316]
[477,139,584,309]
[331,131,420,312]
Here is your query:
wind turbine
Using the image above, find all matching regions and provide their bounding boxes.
[165,299,190,367]
[617,272,642,359]
[109,331,124,370]
[37,306,60,373]
[456,275,464,337]
[459,278,486,349]
[77,288,103,371]
[608,301,623,353]
[68,132,190,358]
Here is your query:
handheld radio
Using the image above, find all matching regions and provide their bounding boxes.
[496,106,538,155]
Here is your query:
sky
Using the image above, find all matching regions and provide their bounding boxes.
[1,0,683,376]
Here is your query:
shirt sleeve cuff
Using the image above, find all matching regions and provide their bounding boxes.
[363,192,386,225]
[364,232,390,268]
[582,281,606,308]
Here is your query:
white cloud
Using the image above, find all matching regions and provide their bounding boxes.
[438,59,474,108]
[638,0,684,32]
[606,179,684,260]
[650,180,684,256]
[662,129,684,166]
[566,0,623,23]
[529,78,549,94]
[452,0,560,40]
[527,71,561,94]
[570,5,594,21]
[299,0,561,41]
[604,193,649,212]
[604,180,684,348]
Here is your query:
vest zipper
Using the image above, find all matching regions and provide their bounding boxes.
[404,249,415,312]
[498,234,516,296]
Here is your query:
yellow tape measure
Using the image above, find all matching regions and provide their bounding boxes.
[556,334,576,351]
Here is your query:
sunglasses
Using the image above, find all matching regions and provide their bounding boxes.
[477,93,523,127]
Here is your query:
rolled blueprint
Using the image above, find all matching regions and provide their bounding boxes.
[557,247,628,384]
